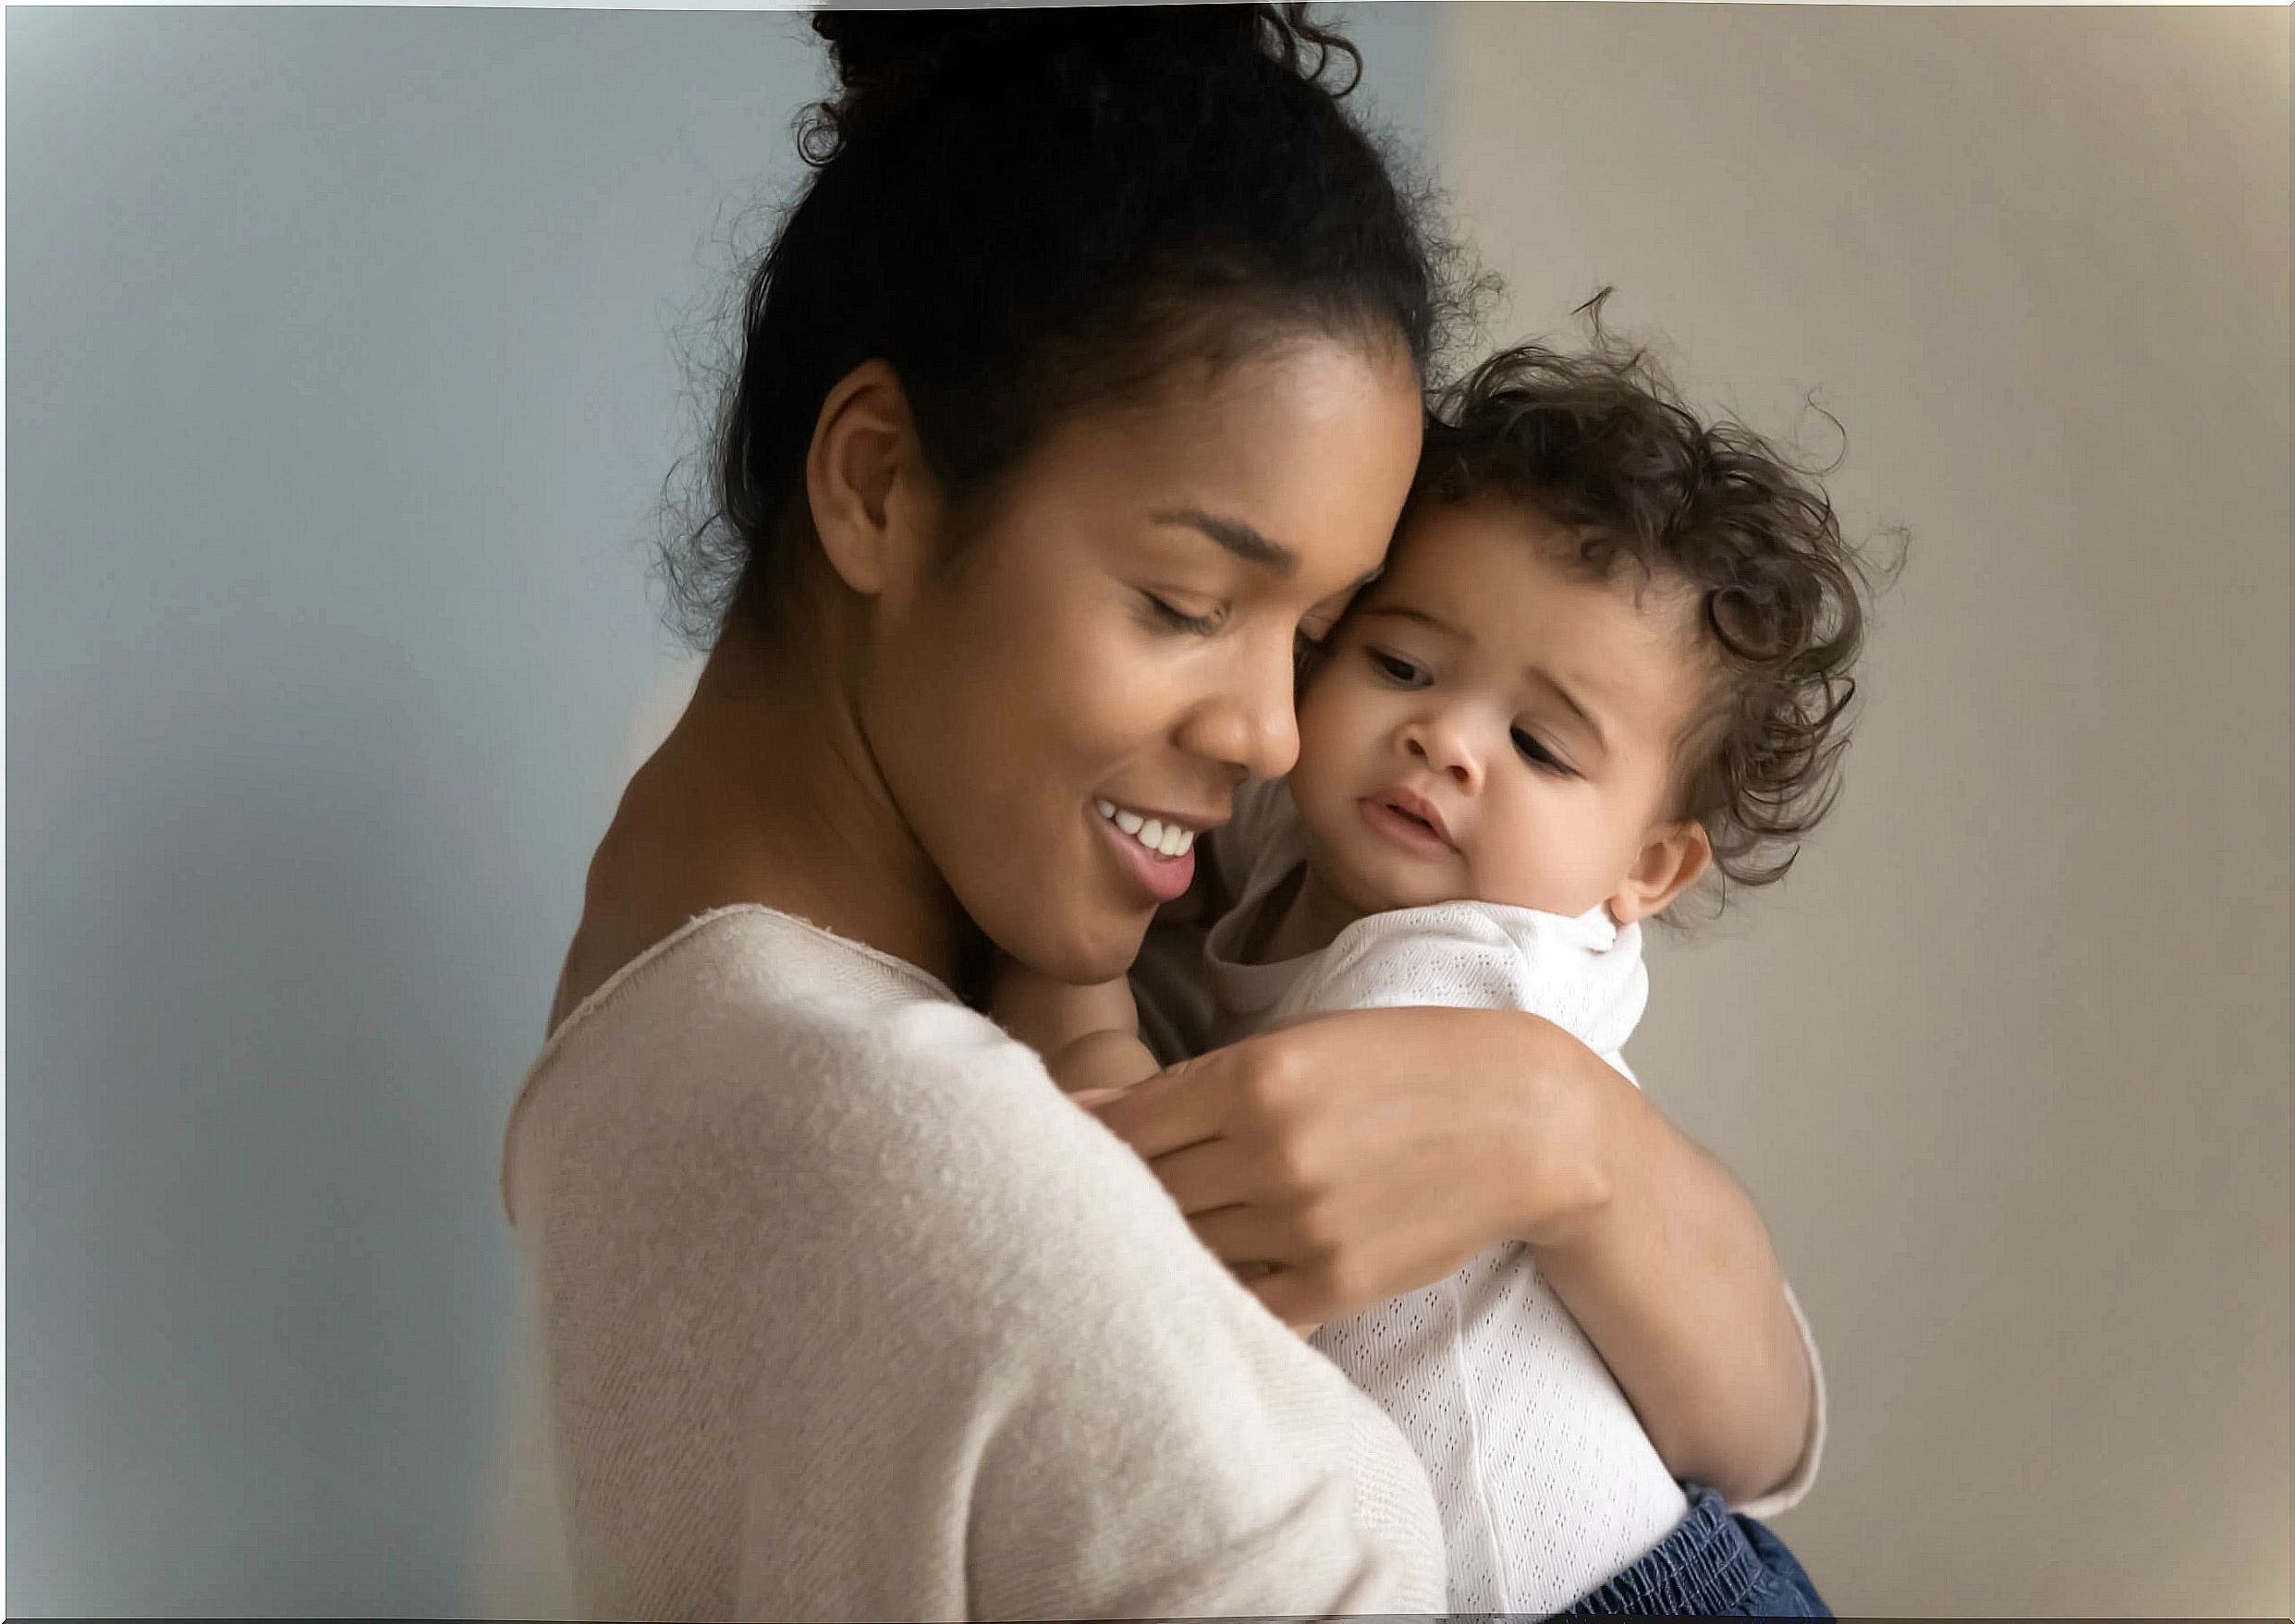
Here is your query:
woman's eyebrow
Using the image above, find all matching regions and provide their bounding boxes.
[1151,508,1298,578]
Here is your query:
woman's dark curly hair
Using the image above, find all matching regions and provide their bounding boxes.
[1406,294,1896,903]
[665,4,1471,646]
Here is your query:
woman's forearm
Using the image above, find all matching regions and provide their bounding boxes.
[1086,1002,1815,1502]
[1525,1047,1813,1506]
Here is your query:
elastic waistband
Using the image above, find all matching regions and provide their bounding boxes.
[1563,1484,1766,1616]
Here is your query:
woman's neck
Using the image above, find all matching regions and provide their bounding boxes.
[599,626,974,993]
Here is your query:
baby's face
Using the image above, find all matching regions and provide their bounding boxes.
[1290,501,1708,922]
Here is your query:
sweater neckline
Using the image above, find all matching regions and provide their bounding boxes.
[500,904,961,1222]
[546,903,959,1054]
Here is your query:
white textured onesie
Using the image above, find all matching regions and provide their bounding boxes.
[1190,779,1825,1614]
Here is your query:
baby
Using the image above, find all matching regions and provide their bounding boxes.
[997,333,1876,1613]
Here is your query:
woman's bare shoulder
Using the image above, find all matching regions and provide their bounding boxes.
[545,777,715,1032]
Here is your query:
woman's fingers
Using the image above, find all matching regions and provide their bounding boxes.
[1143,1136,1258,1217]
[1239,1264,1333,1329]
[1187,1203,1294,1268]
[1085,1057,1231,1160]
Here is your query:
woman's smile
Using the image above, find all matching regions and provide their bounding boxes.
[1092,796,1201,902]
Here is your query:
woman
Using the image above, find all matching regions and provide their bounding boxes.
[503,8,1816,1617]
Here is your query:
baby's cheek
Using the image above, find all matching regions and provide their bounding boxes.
[1474,799,1607,916]
[1291,678,1360,773]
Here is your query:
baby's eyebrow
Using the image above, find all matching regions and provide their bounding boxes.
[1531,668,1609,756]
[1151,508,1298,579]
[1359,604,1459,639]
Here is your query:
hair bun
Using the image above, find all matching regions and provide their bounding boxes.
[805,6,1359,158]
[809,8,1003,107]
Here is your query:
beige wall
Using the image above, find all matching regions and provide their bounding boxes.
[1435,4,2289,1614]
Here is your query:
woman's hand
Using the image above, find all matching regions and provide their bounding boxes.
[1085,1004,1815,1507]
[1084,1006,1608,1327]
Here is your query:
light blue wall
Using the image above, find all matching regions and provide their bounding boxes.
[5,6,1439,1613]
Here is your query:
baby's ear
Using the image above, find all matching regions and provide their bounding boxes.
[1608,820,1712,925]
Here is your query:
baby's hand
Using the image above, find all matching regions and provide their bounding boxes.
[990,961,1112,1056]
[1045,1030,1161,1098]
[989,961,1159,1094]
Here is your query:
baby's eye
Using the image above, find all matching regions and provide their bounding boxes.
[1368,649,1426,686]
[1510,726,1569,775]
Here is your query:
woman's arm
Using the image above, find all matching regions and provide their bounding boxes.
[765,1008,1449,1615]
[517,991,1450,1618]
[1087,1006,1815,1508]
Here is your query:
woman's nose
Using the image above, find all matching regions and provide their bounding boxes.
[1178,640,1300,781]
[1401,712,1481,792]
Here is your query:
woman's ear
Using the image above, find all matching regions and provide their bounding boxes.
[803,359,933,599]
[1608,820,1713,926]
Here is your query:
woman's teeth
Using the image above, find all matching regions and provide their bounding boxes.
[1095,798,1195,859]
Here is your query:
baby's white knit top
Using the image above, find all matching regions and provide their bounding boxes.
[1187,780,1826,1614]
[501,905,1448,1620]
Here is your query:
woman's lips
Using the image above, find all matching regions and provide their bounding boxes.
[1358,792,1454,857]
[1093,805,1198,902]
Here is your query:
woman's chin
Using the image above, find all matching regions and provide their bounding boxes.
[1005,910,1149,988]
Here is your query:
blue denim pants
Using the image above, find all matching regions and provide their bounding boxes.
[1557,1484,1832,1617]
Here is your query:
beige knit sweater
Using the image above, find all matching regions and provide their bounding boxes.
[501,906,1448,1620]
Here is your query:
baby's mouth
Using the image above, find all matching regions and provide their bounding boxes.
[1354,788,1459,861]
[1369,788,1453,847]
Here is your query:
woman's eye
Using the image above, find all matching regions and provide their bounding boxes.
[1146,595,1222,636]
[1511,726,1569,774]
[1368,649,1425,685]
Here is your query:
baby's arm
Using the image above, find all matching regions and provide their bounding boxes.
[990,963,1162,1095]
[1277,908,1819,1502]
[992,841,1228,1095]
[1046,1025,1165,1096]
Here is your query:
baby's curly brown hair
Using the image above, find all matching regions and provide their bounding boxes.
[1404,297,1894,907]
